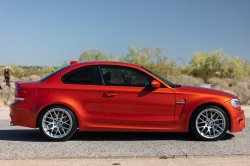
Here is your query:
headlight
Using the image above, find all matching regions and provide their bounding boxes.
[228,99,240,108]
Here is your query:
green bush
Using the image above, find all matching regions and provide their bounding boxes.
[9,64,23,78]
[188,49,250,79]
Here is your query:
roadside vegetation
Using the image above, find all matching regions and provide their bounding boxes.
[1,44,250,106]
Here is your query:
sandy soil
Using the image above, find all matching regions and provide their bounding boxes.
[0,106,10,120]
[242,105,250,118]
[0,157,250,166]
[1,105,250,120]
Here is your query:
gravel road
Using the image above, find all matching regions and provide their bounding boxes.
[0,106,249,160]
[1,157,250,166]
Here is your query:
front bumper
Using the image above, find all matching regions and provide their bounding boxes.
[230,108,245,132]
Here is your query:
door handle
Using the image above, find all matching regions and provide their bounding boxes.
[103,92,117,97]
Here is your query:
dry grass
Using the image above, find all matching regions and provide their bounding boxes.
[0,85,15,106]
[208,77,250,105]
[0,76,4,85]
[0,75,41,106]
[9,76,20,82]
[20,75,41,81]
[175,75,204,87]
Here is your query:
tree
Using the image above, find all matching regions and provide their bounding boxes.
[78,44,181,83]
[62,61,69,67]
[79,47,114,62]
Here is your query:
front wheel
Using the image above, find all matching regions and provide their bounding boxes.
[38,105,77,141]
[190,105,229,141]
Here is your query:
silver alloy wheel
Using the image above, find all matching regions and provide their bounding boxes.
[196,108,226,139]
[42,108,73,138]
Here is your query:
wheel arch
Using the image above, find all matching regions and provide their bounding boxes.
[36,104,79,128]
[188,103,231,131]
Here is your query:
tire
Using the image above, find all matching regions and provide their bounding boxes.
[190,105,229,141]
[38,105,77,141]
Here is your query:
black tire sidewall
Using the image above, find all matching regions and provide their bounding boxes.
[38,105,77,141]
[191,105,229,141]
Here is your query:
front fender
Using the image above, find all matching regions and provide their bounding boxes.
[174,96,230,124]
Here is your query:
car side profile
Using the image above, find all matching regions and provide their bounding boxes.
[10,61,245,141]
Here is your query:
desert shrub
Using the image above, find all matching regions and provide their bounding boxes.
[79,44,181,82]
[208,78,250,105]
[18,75,41,81]
[10,76,19,82]
[79,47,114,61]
[0,85,15,106]
[206,77,223,85]
[29,75,41,81]
[174,75,204,87]
[188,49,250,79]
[62,61,69,67]
[9,64,23,78]
[19,77,29,81]
[40,66,55,76]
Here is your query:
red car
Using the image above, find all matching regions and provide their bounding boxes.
[10,61,245,141]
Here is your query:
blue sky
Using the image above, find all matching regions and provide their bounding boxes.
[0,0,249,67]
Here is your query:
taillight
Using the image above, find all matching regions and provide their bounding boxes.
[15,89,28,101]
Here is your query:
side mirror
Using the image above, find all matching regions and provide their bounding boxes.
[151,80,161,88]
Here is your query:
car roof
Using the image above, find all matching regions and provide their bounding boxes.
[70,61,142,68]
[39,61,144,83]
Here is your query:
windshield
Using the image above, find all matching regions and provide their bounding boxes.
[142,66,177,88]
[39,66,70,82]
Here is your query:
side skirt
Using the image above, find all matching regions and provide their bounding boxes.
[79,121,189,132]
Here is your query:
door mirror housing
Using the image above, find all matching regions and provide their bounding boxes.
[151,80,161,88]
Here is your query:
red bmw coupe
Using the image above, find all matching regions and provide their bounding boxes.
[10,61,245,141]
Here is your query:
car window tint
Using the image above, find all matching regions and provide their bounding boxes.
[63,67,95,84]
[100,66,152,87]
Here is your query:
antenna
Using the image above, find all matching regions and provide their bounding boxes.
[177,57,185,66]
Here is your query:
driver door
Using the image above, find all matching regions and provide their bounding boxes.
[99,65,175,125]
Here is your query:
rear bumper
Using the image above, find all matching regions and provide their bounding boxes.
[10,101,43,128]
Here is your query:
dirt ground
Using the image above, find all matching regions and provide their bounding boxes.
[0,157,250,166]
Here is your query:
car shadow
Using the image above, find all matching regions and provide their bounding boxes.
[0,129,235,142]
[137,87,156,97]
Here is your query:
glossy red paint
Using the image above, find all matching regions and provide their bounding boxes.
[10,61,245,134]
[100,86,175,125]
[70,61,79,65]
[151,80,161,88]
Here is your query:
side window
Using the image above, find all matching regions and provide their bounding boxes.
[100,66,153,87]
[62,66,102,85]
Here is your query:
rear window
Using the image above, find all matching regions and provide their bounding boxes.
[62,68,94,84]
[61,66,102,85]
[39,66,70,82]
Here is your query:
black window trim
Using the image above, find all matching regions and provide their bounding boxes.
[98,66,105,85]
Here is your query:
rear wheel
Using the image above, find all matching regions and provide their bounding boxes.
[191,105,229,141]
[38,105,77,141]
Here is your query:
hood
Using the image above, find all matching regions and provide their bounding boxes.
[175,85,238,99]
